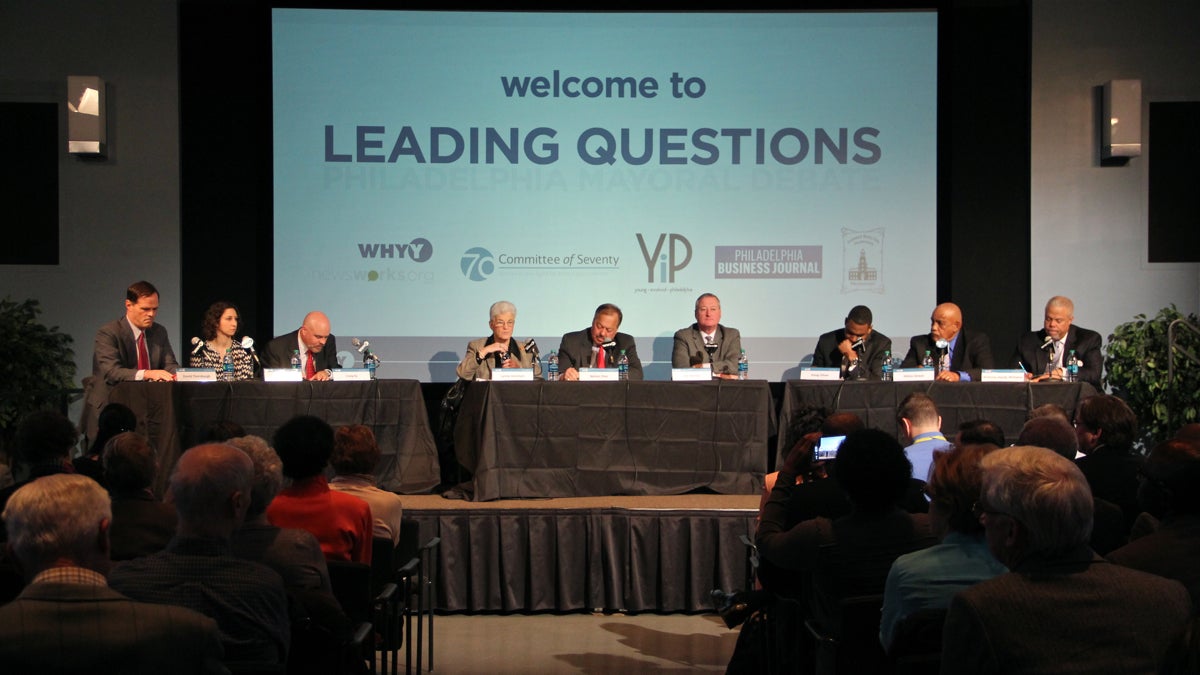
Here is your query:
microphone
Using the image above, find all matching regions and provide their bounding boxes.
[351,338,370,353]
[1039,336,1055,351]
[934,339,949,351]
[850,337,865,352]
[240,336,260,366]
[524,338,539,357]
[190,337,204,355]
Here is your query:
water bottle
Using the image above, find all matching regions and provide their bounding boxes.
[920,349,934,369]
[617,349,630,380]
[290,349,301,370]
[547,350,559,381]
[1065,349,1079,383]
[222,348,234,381]
[366,353,378,380]
[738,349,749,380]
[881,350,893,381]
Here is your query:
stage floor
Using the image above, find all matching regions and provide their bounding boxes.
[402,493,761,512]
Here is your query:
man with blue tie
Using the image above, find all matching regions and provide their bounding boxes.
[900,302,994,382]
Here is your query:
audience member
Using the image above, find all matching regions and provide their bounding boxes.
[671,293,744,378]
[1028,402,1071,425]
[0,409,78,541]
[1074,394,1144,529]
[0,474,225,674]
[879,444,1006,651]
[897,392,950,482]
[195,419,247,444]
[74,401,137,485]
[810,304,892,380]
[557,303,644,381]
[330,425,404,546]
[267,415,373,563]
[1108,438,1200,604]
[104,431,177,560]
[940,446,1190,674]
[954,419,1005,448]
[899,302,994,381]
[110,444,291,671]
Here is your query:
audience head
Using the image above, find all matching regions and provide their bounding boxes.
[272,414,335,480]
[1018,416,1079,461]
[196,419,247,444]
[832,428,912,513]
[1176,423,1200,447]
[168,443,254,538]
[89,402,137,456]
[102,432,157,493]
[897,392,941,441]
[200,300,241,342]
[3,474,112,578]
[1074,395,1138,454]
[978,445,1093,567]
[225,435,282,518]
[14,409,78,470]
[926,444,996,537]
[955,419,1005,448]
[821,412,865,438]
[1028,403,1070,424]
[332,425,382,476]
[1138,438,1200,518]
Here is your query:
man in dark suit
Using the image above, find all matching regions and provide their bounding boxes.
[1011,295,1103,388]
[900,302,993,381]
[0,473,225,674]
[262,310,341,380]
[557,303,643,381]
[811,304,892,380]
[941,445,1190,674]
[671,292,742,378]
[85,280,180,439]
[1074,394,1144,531]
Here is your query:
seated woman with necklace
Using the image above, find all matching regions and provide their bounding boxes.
[456,300,542,380]
[190,300,256,380]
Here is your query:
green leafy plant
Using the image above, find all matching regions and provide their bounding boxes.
[1105,305,1200,450]
[0,298,76,456]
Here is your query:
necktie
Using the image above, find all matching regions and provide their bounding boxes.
[137,332,150,370]
[305,350,317,380]
[597,347,606,368]
[1053,341,1064,370]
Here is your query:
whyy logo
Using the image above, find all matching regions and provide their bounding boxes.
[636,233,692,283]
[357,238,433,262]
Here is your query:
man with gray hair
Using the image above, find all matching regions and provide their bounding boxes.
[671,292,743,378]
[940,446,1190,674]
[1012,295,1103,388]
[0,474,225,674]
[110,444,291,672]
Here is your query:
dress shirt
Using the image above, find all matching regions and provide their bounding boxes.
[904,432,951,483]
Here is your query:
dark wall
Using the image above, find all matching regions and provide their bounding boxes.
[179,0,1033,359]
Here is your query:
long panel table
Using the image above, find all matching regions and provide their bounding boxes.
[776,380,1100,463]
[453,380,774,501]
[108,380,441,496]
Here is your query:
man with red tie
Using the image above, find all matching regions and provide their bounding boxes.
[262,311,341,381]
[85,281,180,439]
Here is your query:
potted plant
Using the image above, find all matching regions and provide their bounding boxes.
[0,298,76,459]
[1104,305,1200,450]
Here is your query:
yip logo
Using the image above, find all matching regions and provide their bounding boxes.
[357,238,433,263]
[461,247,495,281]
[636,233,692,283]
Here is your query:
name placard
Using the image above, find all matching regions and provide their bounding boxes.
[263,368,304,382]
[491,368,535,381]
[671,366,713,381]
[331,368,372,382]
[800,367,841,381]
[981,369,1026,383]
[175,368,217,382]
[893,368,935,382]
[578,368,619,382]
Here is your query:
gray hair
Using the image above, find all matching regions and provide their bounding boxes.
[225,435,282,517]
[1045,295,1075,315]
[3,474,111,572]
[981,445,1093,554]
[103,431,157,492]
[490,301,516,320]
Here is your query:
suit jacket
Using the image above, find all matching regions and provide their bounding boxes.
[1076,444,1144,532]
[941,547,1191,675]
[86,317,180,439]
[900,329,994,381]
[557,328,643,380]
[261,330,341,372]
[1107,513,1200,606]
[109,491,178,561]
[1011,324,1103,388]
[0,582,226,674]
[811,328,893,380]
[455,335,543,381]
[671,323,742,375]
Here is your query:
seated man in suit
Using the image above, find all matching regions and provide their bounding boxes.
[1074,394,1144,532]
[0,473,224,674]
[262,311,340,381]
[941,446,1190,674]
[811,305,892,380]
[1011,295,1103,388]
[900,302,993,381]
[671,292,742,378]
[86,280,180,439]
[557,303,643,381]
[110,443,291,671]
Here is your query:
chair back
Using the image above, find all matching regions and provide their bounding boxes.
[327,560,374,624]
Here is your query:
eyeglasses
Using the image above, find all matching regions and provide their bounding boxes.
[972,500,1016,523]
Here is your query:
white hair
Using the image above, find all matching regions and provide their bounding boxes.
[981,445,1093,554]
[225,435,282,517]
[3,474,111,572]
[490,301,516,320]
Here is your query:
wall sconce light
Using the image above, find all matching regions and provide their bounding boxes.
[67,75,106,157]
[1102,79,1141,159]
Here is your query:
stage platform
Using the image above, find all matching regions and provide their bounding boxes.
[403,493,760,614]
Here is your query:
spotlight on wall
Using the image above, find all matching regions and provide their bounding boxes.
[67,76,106,157]
[1102,79,1141,160]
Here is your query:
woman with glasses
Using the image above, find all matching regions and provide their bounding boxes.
[456,300,542,381]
